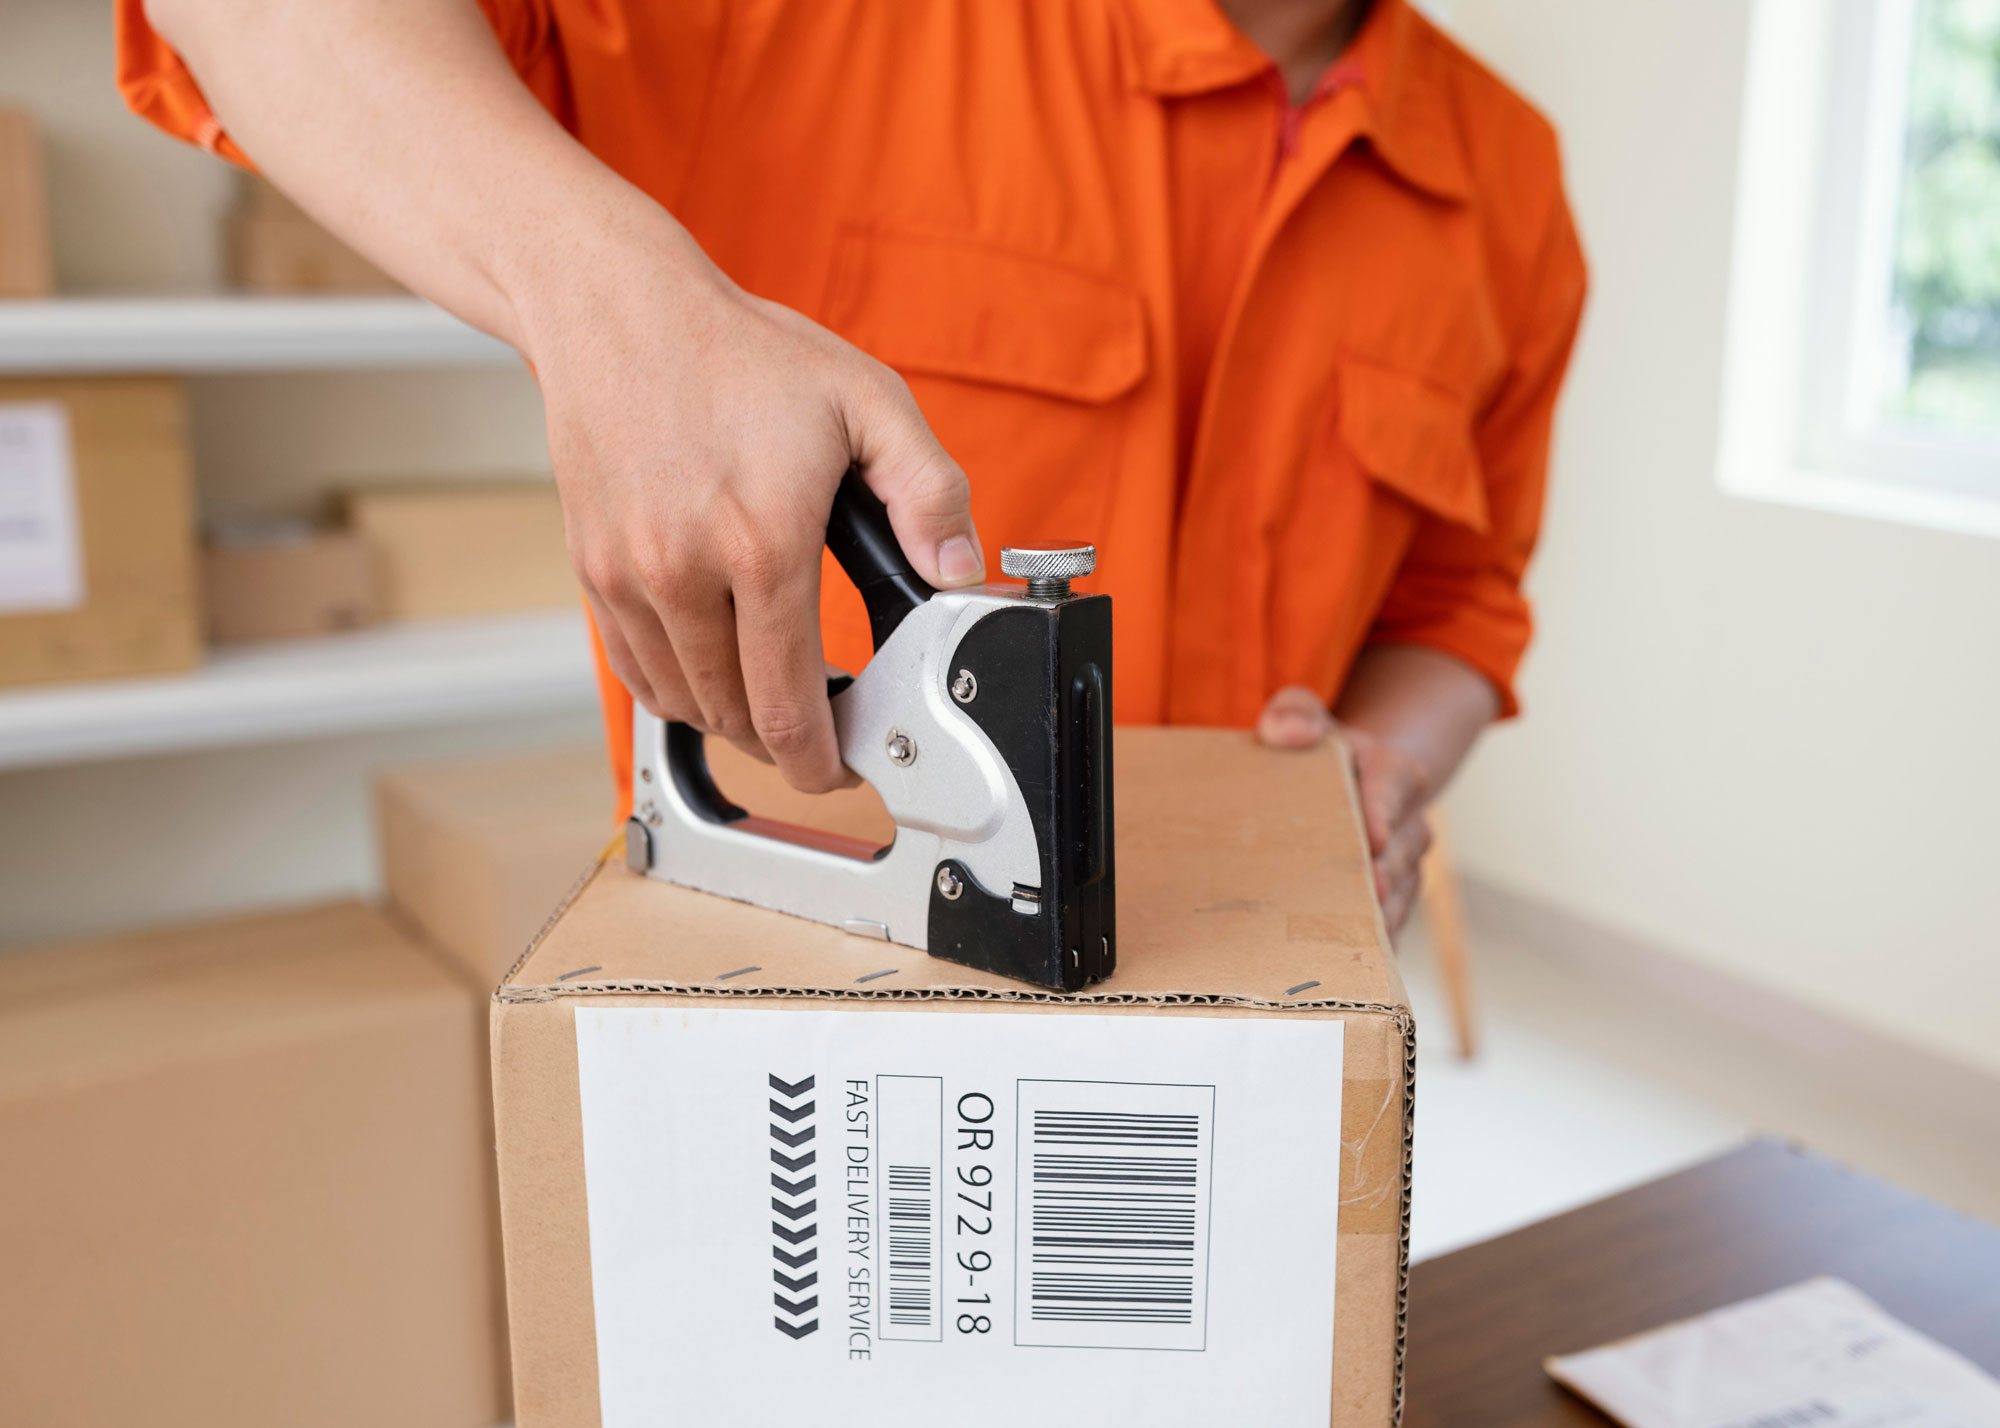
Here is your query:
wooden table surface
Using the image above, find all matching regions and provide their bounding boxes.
[1403,1138,2000,1425]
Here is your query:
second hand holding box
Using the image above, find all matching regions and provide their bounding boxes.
[492,727,1413,1427]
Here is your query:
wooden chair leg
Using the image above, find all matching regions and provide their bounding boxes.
[1419,810,1478,1059]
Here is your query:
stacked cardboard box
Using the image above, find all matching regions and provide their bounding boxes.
[0,109,53,296]
[0,902,508,1428]
[202,522,376,644]
[225,174,401,294]
[0,378,201,687]
[342,482,577,622]
[375,738,887,988]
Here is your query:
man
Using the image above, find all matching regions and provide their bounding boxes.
[119,0,1584,932]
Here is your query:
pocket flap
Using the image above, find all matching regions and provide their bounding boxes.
[1338,358,1488,533]
[826,225,1148,403]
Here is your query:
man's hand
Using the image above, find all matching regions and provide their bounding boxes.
[524,225,984,793]
[1256,684,1434,933]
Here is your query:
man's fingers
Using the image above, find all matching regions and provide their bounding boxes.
[1356,746,1428,858]
[1378,811,1432,895]
[1372,811,1432,933]
[583,588,655,713]
[598,580,698,724]
[1257,685,1333,750]
[651,578,756,750]
[1381,877,1418,935]
[733,562,845,793]
[850,368,984,588]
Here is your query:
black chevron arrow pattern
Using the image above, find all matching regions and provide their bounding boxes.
[768,1073,818,1338]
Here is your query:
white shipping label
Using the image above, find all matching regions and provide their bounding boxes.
[574,1007,1345,1428]
[0,402,84,614]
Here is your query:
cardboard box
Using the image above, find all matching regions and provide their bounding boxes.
[225,174,402,294]
[343,482,576,621]
[0,109,54,297]
[0,378,202,687]
[377,740,890,989]
[377,744,618,989]
[0,901,508,1428]
[203,525,376,643]
[491,728,1412,1428]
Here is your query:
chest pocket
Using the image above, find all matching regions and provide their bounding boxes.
[823,224,1147,402]
[1337,357,1488,534]
[822,223,1148,559]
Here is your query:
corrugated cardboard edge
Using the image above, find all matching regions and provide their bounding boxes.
[494,845,1418,1425]
[1328,733,1417,1428]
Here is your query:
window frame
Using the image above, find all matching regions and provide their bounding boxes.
[1719,0,2000,538]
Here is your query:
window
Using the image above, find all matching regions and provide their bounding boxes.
[1720,0,2000,536]
[1876,1,2000,436]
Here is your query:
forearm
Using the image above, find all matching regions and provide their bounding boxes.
[143,0,704,357]
[1333,644,1500,801]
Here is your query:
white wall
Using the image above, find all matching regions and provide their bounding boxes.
[1440,0,2000,1076]
[0,0,573,948]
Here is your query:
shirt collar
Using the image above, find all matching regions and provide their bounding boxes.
[1113,0,1474,202]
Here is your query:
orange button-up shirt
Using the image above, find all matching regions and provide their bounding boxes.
[119,0,1586,805]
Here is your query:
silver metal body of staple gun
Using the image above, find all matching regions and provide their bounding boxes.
[623,470,1114,992]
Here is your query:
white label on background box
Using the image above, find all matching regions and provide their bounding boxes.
[573,1007,1344,1428]
[0,402,84,614]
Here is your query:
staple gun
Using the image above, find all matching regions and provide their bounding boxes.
[624,470,1114,991]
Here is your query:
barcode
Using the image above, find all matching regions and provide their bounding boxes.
[875,1075,943,1341]
[886,1163,937,1328]
[1015,1080,1215,1351]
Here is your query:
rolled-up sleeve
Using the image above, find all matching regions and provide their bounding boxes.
[1366,188,1587,717]
[114,0,565,163]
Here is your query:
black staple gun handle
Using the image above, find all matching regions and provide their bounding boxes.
[824,466,936,651]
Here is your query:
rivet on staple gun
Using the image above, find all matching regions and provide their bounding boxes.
[623,468,1115,992]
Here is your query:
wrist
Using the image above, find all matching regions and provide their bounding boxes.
[491,168,722,368]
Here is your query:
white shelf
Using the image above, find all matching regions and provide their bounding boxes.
[0,611,597,769]
[0,296,517,374]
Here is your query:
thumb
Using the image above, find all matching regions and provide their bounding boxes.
[848,368,985,589]
[1257,685,1334,750]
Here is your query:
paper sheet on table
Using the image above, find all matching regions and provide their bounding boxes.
[1546,1277,2000,1428]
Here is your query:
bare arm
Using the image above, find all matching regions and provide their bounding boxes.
[1259,645,1499,931]
[146,0,985,791]
[1332,644,1500,791]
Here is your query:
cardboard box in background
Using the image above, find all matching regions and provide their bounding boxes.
[0,378,202,687]
[377,744,616,990]
[0,901,508,1428]
[491,729,1411,1428]
[377,738,888,989]
[343,482,576,622]
[203,524,376,644]
[225,174,402,294]
[0,109,53,296]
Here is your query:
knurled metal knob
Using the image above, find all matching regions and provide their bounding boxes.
[1001,541,1096,598]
